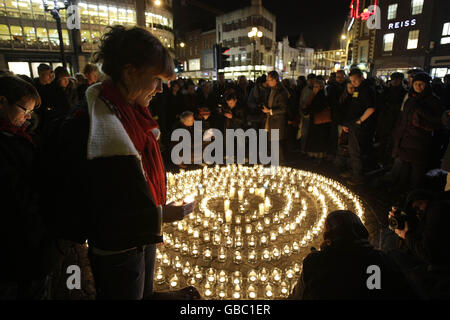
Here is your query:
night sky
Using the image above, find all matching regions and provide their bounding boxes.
[176,0,350,49]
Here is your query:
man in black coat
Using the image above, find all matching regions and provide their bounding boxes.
[327,70,347,157]
[375,72,408,167]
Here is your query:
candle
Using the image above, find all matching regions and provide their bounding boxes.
[204,282,213,298]
[235,215,242,225]
[232,271,242,285]
[193,229,200,239]
[265,284,273,298]
[272,267,282,283]
[206,268,216,283]
[194,266,203,280]
[259,268,268,283]
[218,270,227,284]
[169,274,179,289]
[225,209,232,223]
[248,284,257,299]
[248,270,258,283]
[270,231,277,241]
[225,236,233,248]
[217,284,227,299]
[272,247,280,260]
[229,186,236,198]
[249,187,255,194]
[259,203,265,216]
[218,246,227,262]
[238,189,244,201]
[262,248,270,261]
[247,235,256,247]
[155,267,165,284]
[191,241,199,257]
[213,232,221,246]
[256,222,263,233]
[235,226,242,236]
[173,256,182,270]
[280,281,289,297]
[203,231,210,242]
[283,244,291,256]
[224,199,230,211]
[232,285,241,300]
[248,249,257,263]
[233,250,242,264]
[203,247,212,261]
[182,262,192,276]
[245,224,252,234]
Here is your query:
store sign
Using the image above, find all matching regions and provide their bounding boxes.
[387,19,417,30]
[349,0,378,21]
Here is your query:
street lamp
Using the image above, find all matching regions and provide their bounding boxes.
[248,27,263,82]
[43,0,70,69]
[180,42,185,48]
[155,0,161,6]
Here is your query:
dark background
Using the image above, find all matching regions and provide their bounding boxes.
[175,0,350,49]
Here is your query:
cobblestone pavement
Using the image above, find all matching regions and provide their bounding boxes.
[52,153,391,300]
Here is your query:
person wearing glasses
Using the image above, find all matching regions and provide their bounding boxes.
[0,75,65,299]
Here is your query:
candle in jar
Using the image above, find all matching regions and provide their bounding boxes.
[229,186,236,198]
[224,199,230,211]
[238,189,244,201]
[259,203,265,216]
[225,210,232,223]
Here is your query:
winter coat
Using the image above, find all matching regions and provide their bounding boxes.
[264,83,289,140]
[326,82,346,122]
[41,83,164,251]
[222,102,246,130]
[304,90,331,153]
[376,85,408,141]
[392,87,443,164]
[0,131,63,282]
[289,242,416,300]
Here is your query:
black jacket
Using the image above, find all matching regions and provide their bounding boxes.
[41,84,163,251]
[0,131,62,281]
[290,242,416,300]
[222,102,246,130]
[264,83,289,140]
[376,85,408,141]
[392,88,443,164]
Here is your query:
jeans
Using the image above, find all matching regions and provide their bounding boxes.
[88,244,156,300]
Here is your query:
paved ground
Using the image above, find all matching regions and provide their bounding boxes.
[50,151,393,300]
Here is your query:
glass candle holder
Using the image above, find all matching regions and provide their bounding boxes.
[232,271,242,286]
[234,236,243,249]
[233,250,242,264]
[235,215,242,225]
[223,235,233,248]
[238,189,244,201]
[272,247,281,260]
[182,262,192,277]
[280,281,290,298]
[218,270,228,284]
[283,244,292,257]
[270,231,277,242]
[259,203,265,216]
[259,268,269,283]
[261,248,271,262]
[248,270,258,283]
[155,267,165,284]
[235,226,242,236]
[277,225,284,235]
[272,213,280,224]
[259,233,268,247]
[212,232,221,246]
[285,268,295,281]
[203,231,211,243]
[223,224,231,236]
[217,246,227,263]
[247,284,257,299]
[293,262,302,275]
[232,284,241,300]
[169,274,179,290]
[173,256,182,270]
[191,241,200,258]
[264,283,274,298]
[264,217,271,226]
[174,238,181,251]
[217,283,227,299]
[203,247,212,261]
[162,253,170,267]
[206,268,216,284]
[203,281,214,298]
[256,222,264,233]
[187,276,196,286]
[245,224,252,235]
[181,242,189,256]
[247,249,257,264]
[271,267,282,283]
[247,235,256,247]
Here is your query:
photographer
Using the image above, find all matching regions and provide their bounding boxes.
[386,190,450,298]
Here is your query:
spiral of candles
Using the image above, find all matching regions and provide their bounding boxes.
[154,165,365,299]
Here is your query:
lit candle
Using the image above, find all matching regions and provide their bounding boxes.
[270,231,277,241]
[245,224,252,234]
[155,267,165,284]
[259,268,268,283]
[283,244,291,256]
[238,189,244,201]
[259,203,265,216]
[169,274,179,289]
[203,247,212,261]
[225,236,233,248]
[218,270,227,284]
[225,210,232,223]
[204,282,213,298]
[272,267,282,283]
[235,226,242,236]
[272,247,281,260]
[232,271,242,285]
[173,256,182,270]
[229,186,236,198]
[248,284,257,299]
[256,222,263,233]
[213,232,221,246]
[218,246,227,262]
[182,262,192,276]
[248,270,258,283]
[234,236,243,249]
[235,215,242,225]
[224,199,230,211]
[193,229,200,239]
[203,231,210,242]
[265,284,273,298]
[280,281,289,297]
[249,187,255,194]
[262,248,270,261]
[217,284,227,299]
[260,234,268,246]
[233,250,242,264]
[191,242,199,257]
[248,249,257,263]
[248,235,256,247]
[232,285,241,299]
[206,268,216,283]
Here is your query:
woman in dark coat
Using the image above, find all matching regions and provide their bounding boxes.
[50,26,196,300]
[0,75,63,299]
[304,79,331,159]
[391,72,443,192]
[289,210,416,300]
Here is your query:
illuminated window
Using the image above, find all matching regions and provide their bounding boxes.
[91,30,100,44]
[442,22,450,45]
[36,27,49,43]
[383,33,394,51]
[387,4,398,20]
[5,0,20,17]
[23,26,36,44]
[81,30,90,43]
[98,5,108,25]
[0,24,10,41]
[48,29,59,46]
[8,62,31,77]
[411,0,423,15]
[109,6,119,25]
[126,9,135,25]
[62,29,70,46]
[407,30,419,49]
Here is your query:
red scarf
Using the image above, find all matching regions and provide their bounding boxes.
[100,80,166,206]
[0,119,33,144]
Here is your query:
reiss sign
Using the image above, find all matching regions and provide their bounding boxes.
[387,19,417,30]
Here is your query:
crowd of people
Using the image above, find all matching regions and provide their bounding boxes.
[1,24,450,300]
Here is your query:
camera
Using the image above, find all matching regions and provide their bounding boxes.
[388,206,417,231]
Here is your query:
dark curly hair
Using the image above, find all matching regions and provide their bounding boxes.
[92,25,174,83]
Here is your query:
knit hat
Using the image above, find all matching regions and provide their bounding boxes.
[412,72,431,84]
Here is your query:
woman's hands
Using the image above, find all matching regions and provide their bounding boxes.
[163,200,196,223]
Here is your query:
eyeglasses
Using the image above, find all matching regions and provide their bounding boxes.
[16,103,34,116]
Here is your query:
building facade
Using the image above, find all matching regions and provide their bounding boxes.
[215,0,276,80]
[176,28,216,80]
[275,35,314,79]
[0,0,174,77]
[313,48,347,77]
[344,0,378,74]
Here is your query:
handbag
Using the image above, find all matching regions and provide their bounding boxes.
[313,106,332,125]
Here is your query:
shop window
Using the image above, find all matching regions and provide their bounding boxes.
[98,5,108,25]
[81,29,90,43]
[36,27,49,45]
[5,0,20,18]
[8,62,31,77]
[23,26,37,46]
[126,9,135,25]
[0,24,10,41]
[91,30,100,44]
[109,6,119,25]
